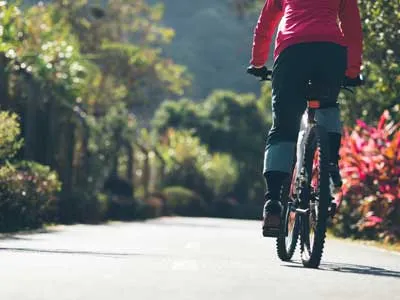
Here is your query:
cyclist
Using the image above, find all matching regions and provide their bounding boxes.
[247,0,363,237]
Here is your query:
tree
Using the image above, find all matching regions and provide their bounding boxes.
[153,90,271,203]
[52,0,191,125]
[340,0,399,124]
[0,0,193,222]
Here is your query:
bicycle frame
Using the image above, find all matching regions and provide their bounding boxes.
[254,67,363,266]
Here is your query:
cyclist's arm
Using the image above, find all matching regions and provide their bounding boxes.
[339,0,363,78]
[250,0,283,67]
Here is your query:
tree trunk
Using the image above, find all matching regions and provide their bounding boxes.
[154,148,166,176]
[64,121,76,196]
[143,150,150,200]
[81,123,90,185]
[126,143,133,181]
[74,122,90,188]
[23,76,39,161]
[135,142,150,200]
[35,94,51,165]
[0,54,9,110]
[59,118,76,222]
[110,128,122,178]
[45,97,56,167]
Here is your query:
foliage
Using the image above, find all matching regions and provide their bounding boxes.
[152,98,205,134]
[50,0,191,120]
[153,90,269,203]
[162,186,208,216]
[0,1,89,104]
[0,161,61,232]
[158,129,239,203]
[0,110,61,231]
[86,102,137,186]
[201,153,238,199]
[24,7,88,96]
[201,90,267,162]
[333,111,400,242]
[0,111,23,160]
[60,190,109,224]
[141,196,165,219]
[0,0,194,229]
[340,0,400,124]
[0,2,24,55]
[154,89,269,160]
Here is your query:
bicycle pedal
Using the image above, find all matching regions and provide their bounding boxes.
[328,202,337,217]
[262,227,280,238]
[295,208,310,215]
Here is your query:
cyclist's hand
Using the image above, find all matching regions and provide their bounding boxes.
[343,74,364,87]
[246,65,271,80]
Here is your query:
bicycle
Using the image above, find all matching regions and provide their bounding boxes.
[247,66,363,268]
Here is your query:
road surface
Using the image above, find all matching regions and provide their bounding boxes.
[0,217,399,300]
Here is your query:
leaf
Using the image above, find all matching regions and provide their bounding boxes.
[356,119,369,129]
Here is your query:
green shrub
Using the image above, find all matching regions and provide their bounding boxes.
[86,103,137,193]
[201,153,238,199]
[137,197,165,219]
[59,191,110,224]
[0,161,61,232]
[106,195,139,221]
[161,129,210,197]
[0,112,23,160]
[152,91,269,204]
[0,111,62,231]
[162,186,208,216]
[159,129,238,203]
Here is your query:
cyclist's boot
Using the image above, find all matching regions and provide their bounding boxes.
[262,198,283,237]
[262,171,287,237]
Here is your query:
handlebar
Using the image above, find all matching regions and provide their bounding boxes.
[342,75,364,87]
[247,66,365,88]
[246,66,272,81]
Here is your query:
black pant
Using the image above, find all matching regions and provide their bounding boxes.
[267,42,347,146]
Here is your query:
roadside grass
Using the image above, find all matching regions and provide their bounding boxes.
[327,230,400,253]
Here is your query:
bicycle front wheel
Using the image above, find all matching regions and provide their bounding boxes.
[300,125,330,268]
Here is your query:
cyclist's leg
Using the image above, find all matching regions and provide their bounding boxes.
[312,43,347,188]
[315,106,343,187]
[263,44,310,227]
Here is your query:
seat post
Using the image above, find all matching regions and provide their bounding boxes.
[307,100,320,124]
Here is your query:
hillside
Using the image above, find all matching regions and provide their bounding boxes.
[149,0,270,99]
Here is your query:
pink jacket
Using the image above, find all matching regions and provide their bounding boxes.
[251,0,363,77]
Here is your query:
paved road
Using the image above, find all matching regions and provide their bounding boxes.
[0,217,399,300]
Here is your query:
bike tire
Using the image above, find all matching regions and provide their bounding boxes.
[276,173,300,261]
[300,125,330,268]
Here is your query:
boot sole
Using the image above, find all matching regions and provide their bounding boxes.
[262,215,281,238]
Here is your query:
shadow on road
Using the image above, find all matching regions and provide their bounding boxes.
[284,261,400,279]
[0,228,56,240]
[0,247,148,258]
[320,262,400,279]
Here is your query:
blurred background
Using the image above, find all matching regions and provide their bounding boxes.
[0,0,398,244]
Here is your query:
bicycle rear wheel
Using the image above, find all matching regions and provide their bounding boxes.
[276,169,300,261]
[300,125,330,268]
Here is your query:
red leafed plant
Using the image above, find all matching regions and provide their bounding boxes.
[335,110,400,242]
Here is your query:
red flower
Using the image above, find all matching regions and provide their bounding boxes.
[362,214,383,228]
[338,110,400,240]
